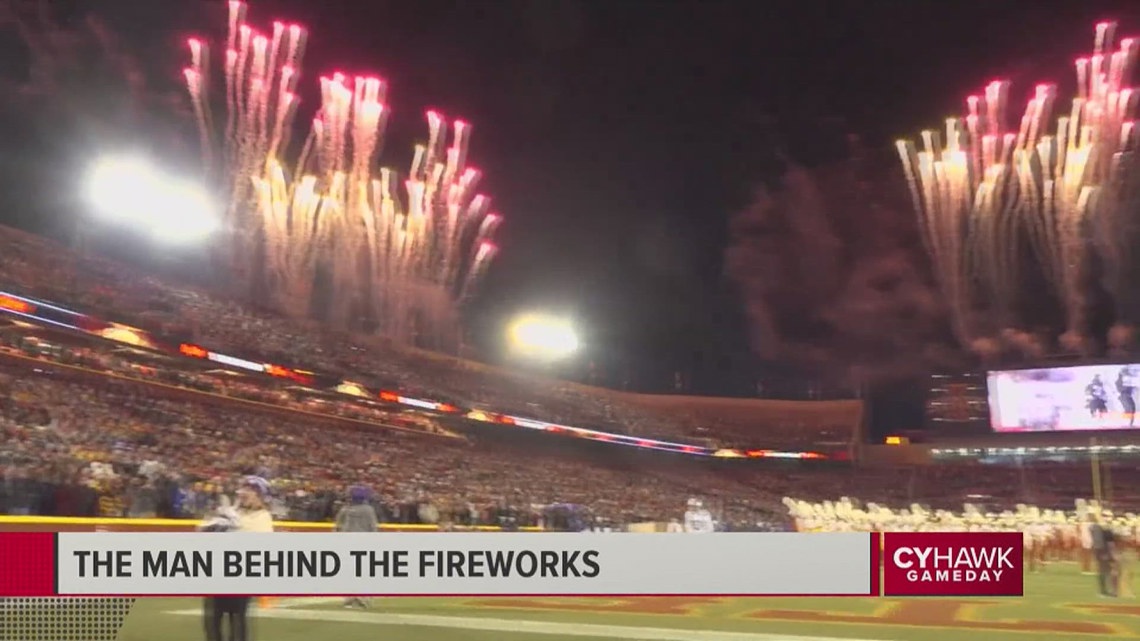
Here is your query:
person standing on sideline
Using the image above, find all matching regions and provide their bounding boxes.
[684,498,715,533]
[1081,517,1096,574]
[335,485,379,609]
[1119,528,1135,598]
[235,477,274,533]
[1092,513,1118,598]
[203,476,274,641]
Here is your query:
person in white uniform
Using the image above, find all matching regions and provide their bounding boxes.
[684,499,715,533]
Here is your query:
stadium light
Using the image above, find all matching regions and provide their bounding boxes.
[84,155,220,245]
[507,313,580,360]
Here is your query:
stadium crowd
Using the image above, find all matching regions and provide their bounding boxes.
[1,225,1136,532]
[1,341,1132,528]
[0,354,810,528]
[0,327,453,438]
[0,226,854,450]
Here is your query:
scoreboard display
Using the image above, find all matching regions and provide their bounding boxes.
[925,372,990,431]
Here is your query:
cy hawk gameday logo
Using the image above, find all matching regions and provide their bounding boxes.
[894,545,1014,582]
[882,532,1023,597]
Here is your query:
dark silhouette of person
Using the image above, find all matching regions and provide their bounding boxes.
[1118,368,1137,427]
[1088,375,1109,418]
[1091,516,1118,597]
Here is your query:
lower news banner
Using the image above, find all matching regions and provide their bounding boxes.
[50,532,874,596]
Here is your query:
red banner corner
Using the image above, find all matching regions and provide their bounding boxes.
[0,532,57,596]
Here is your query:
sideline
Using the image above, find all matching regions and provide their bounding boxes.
[166,606,887,641]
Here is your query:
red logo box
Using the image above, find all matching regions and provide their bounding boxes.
[882,532,1023,597]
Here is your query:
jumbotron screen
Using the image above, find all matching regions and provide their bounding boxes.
[987,364,1140,432]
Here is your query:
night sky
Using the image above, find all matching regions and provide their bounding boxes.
[1,0,1138,408]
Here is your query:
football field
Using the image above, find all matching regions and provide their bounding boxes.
[113,565,1139,641]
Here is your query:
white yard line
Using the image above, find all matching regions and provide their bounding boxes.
[165,597,339,609]
[167,606,888,641]
[267,597,342,608]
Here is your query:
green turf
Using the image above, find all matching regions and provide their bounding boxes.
[106,564,1138,641]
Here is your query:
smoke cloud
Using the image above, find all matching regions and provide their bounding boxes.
[723,149,962,383]
[0,0,190,239]
[0,0,186,147]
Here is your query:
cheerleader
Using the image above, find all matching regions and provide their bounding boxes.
[202,476,274,641]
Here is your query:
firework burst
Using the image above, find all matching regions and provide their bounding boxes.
[898,22,1139,357]
[896,80,1023,356]
[185,1,501,345]
[184,1,305,276]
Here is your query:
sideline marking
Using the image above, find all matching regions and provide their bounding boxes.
[267,597,342,609]
[167,607,888,641]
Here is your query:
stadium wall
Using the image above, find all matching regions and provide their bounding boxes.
[611,394,866,452]
[859,444,933,466]
[611,394,863,422]
[404,342,864,422]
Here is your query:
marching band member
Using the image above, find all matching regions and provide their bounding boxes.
[1118,518,1135,598]
[1081,514,1096,575]
[781,493,1135,599]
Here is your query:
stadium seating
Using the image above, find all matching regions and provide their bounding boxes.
[2,224,1127,529]
[0,224,856,452]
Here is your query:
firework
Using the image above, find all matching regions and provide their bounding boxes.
[300,74,501,337]
[896,80,1023,355]
[186,2,501,345]
[898,22,1139,356]
[1018,22,1139,351]
[249,158,330,317]
[184,1,305,277]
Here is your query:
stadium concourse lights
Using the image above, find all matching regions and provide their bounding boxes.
[507,313,580,361]
[85,155,220,245]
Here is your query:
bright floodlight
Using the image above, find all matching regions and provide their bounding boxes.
[508,313,580,360]
[85,155,219,245]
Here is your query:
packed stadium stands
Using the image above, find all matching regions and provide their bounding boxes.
[1,224,1136,531]
[0,323,1130,527]
[0,225,858,452]
[0,351,819,528]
